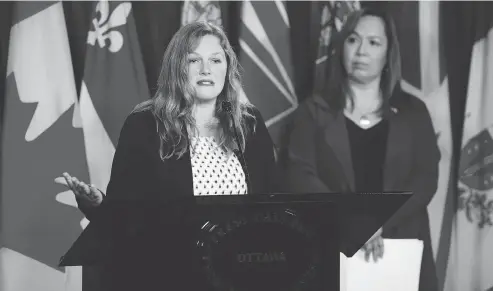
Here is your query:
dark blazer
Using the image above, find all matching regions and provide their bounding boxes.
[77,106,279,291]
[284,86,440,240]
[79,106,279,220]
[284,86,440,291]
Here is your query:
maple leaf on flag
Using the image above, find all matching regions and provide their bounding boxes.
[1,5,88,289]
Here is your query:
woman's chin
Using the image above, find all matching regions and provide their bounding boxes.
[194,94,219,104]
[349,73,381,85]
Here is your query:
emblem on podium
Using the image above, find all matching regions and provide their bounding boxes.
[197,208,321,290]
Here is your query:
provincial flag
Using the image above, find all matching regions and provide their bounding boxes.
[181,0,222,27]
[76,0,149,203]
[0,2,86,291]
[70,1,149,290]
[370,2,453,289]
[238,0,297,146]
[313,1,360,93]
[386,1,452,262]
[443,2,493,291]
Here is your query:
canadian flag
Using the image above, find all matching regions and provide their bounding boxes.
[1,2,86,291]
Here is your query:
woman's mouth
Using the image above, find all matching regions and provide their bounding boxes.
[197,80,215,86]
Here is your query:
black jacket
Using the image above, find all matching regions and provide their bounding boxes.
[78,106,279,219]
[284,87,440,239]
[283,87,440,291]
[76,106,279,291]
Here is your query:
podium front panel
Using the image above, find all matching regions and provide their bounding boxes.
[190,199,339,291]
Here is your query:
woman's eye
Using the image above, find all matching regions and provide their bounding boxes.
[370,40,381,46]
[347,36,357,44]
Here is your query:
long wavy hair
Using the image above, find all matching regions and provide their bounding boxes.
[321,8,402,116]
[133,22,256,160]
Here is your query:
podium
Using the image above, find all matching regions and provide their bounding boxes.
[60,192,411,291]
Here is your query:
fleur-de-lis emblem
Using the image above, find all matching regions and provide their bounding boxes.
[87,1,132,53]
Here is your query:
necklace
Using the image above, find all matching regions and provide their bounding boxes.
[359,115,371,126]
[346,91,383,127]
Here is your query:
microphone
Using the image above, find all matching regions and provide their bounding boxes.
[222,101,252,194]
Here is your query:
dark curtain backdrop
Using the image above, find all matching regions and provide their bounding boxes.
[60,1,317,101]
[0,0,473,141]
[0,1,474,141]
[0,1,360,117]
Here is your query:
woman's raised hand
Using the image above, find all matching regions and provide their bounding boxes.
[56,172,103,207]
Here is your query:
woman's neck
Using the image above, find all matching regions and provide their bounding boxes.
[347,78,382,110]
[192,100,218,137]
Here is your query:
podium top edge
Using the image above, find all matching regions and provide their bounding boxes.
[100,191,413,206]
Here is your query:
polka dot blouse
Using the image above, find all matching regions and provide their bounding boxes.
[190,136,248,196]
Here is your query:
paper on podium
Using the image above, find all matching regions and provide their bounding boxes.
[340,239,424,291]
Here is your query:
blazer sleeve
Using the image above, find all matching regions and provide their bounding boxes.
[383,99,440,233]
[284,103,331,193]
[77,111,156,221]
[248,106,281,194]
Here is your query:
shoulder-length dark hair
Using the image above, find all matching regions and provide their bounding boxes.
[321,7,402,115]
[133,21,256,160]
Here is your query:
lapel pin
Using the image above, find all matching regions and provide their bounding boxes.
[391,107,398,114]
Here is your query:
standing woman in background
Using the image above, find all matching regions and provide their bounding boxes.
[59,21,279,290]
[284,8,440,291]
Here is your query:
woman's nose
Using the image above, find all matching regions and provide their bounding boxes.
[357,40,369,55]
[200,62,211,75]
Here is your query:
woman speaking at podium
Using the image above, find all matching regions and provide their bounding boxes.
[61,21,278,211]
[59,21,278,290]
[284,8,440,291]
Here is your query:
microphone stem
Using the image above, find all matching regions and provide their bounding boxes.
[232,125,252,194]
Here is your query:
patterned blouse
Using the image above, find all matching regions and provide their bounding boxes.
[190,136,247,196]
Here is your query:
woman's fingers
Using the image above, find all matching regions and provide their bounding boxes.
[367,237,384,263]
[363,237,384,263]
[64,174,85,197]
[376,237,384,260]
[62,173,74,189]
[71,177,86,195]
[83,183,90,194]
[83,183,95,199]
[58,173,101,205]
[78,181,90,196]
[54,176,68,186]
[371,241,378,262]
[364,242,373,262]
[72,176,79,186]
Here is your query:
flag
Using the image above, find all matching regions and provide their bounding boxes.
[0,2,86,291]
[77,0,148,200]
[313,1,360,93]
[374,1,454,288]
[181,0,222,27]
[443,3,493,290]
[73,1,149,290]
[387,1,453,261]
[359,0,453,260]
[238,0,297,146]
